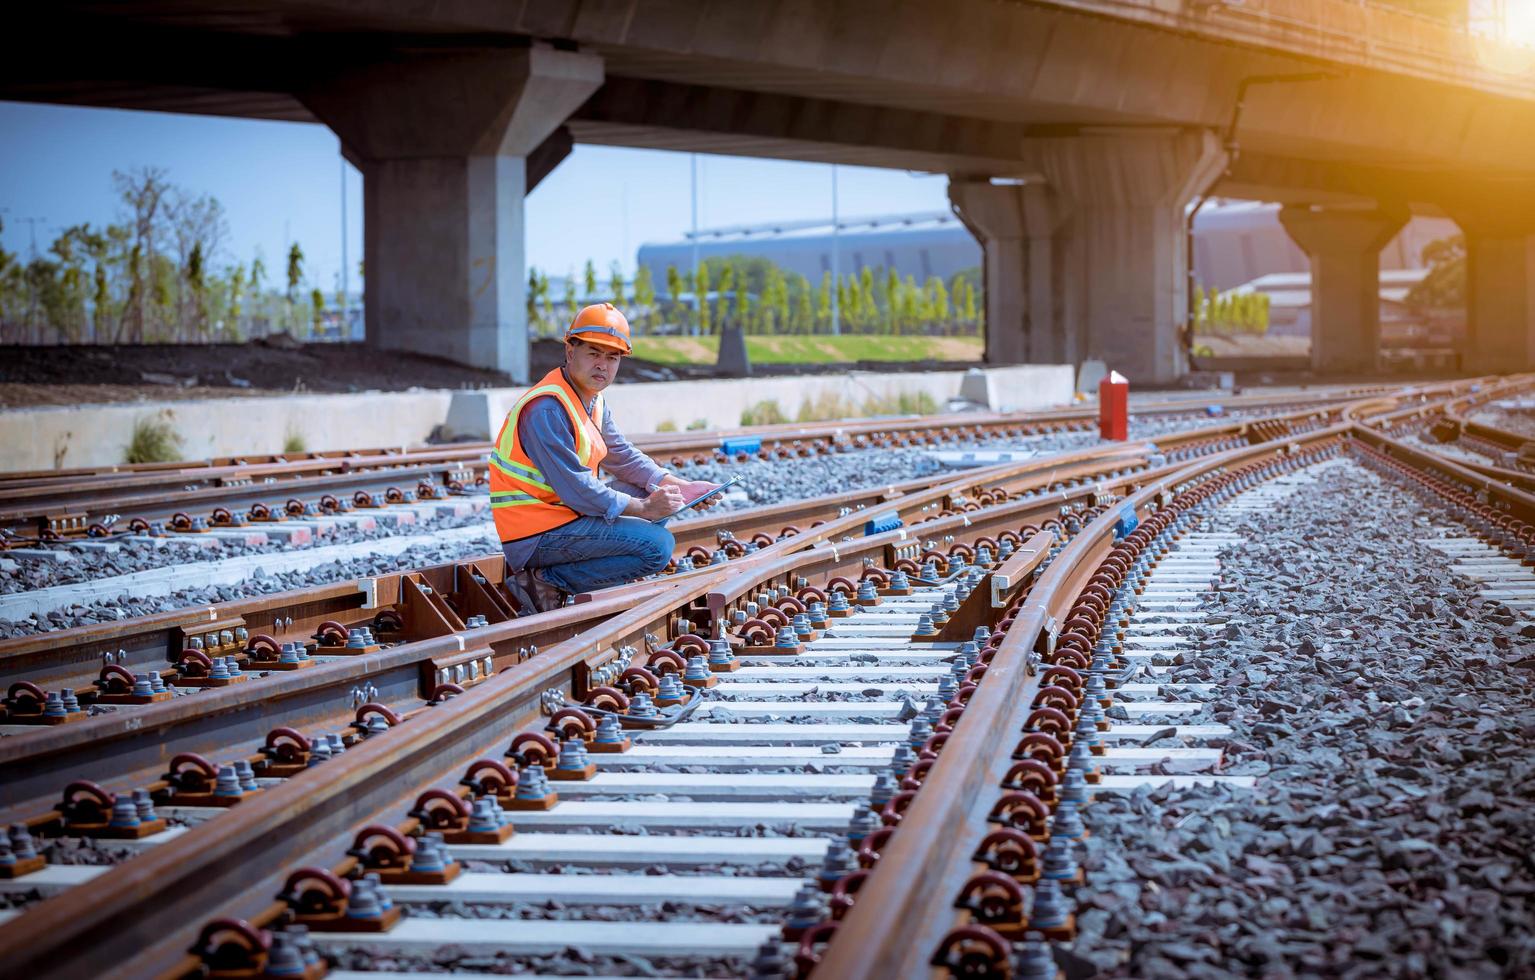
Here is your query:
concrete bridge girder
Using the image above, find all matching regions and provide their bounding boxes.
[300,45,604,383]
[1279,203,1410,373]
[953,130,1226,386]
[1454,208,1535,374]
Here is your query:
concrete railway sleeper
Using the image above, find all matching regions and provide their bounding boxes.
[1,430,1320,927]
[0,412,1276,619]
[815,425,1535,977]
[0,429,1284,854]
[0,385,1521,979]
[2,413,1328,798]
[0,387,1398,582]
[0,383,1397,543]
[0,439,1149,977]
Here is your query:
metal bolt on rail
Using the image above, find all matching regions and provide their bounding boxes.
[213,765,244,800]
[908,717,933,749]
[1030,878,1073,934]
[817,839,858,890]
[784,884,826,941]
[868,775,898,811]
[1014,937,1058,979]
[628,692,660,718]
[1059,768,1091,805]
[233,759,259,792]
[9,826,38,861]
[1041,836,1081,883]
[847,804,884,847]
[1052,801,1088,841]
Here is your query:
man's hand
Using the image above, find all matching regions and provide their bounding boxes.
[677,480,724,509]
[637,484,685,520]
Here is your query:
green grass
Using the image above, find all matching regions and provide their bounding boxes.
[125,415,183,464]
[630,334,984,367]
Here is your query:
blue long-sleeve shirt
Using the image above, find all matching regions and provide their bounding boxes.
[500,384,667,571]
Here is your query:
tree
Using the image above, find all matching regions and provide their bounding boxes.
[166,188,227,338]
[763,263,788,335]
[563,269,577,314]
[228,264,247,340]
[927,276,950,331]
[733,260,750,330]
[284,242,305,332]
[715,264,733,334]
[632,265,656,312]
[665,264,686,332]
[113,166,171,342]
[1407,234,1465,310]
[310,286,325,335]
[527,267,542,331]
[185,241,205,336]
[538,270,553,327]
[608,261,626,307]
[816,272,832,333]
[582,259,598,301]
[793,273,813,335]
[697,263,712,335]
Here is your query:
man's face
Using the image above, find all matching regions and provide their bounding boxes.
[565,339,624,394]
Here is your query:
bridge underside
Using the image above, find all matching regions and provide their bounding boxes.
[7,1,1535,382]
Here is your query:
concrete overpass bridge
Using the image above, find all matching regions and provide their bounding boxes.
[7,0,1535,383]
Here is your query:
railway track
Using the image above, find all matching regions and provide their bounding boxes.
[0,378,1530,979]
[0,384,1395,550]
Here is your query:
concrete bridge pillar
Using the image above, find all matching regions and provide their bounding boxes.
[947,180,1069,365]
[1279,203,1408,373]
[1022,130,1227,385]
[1454,210,1535,374]
[301,45,603,382]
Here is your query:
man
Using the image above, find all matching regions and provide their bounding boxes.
[491,302,719,613]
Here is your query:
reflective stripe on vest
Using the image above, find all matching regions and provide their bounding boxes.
[489,368,609,543]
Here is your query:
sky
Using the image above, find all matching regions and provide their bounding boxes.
[0,101,950,294]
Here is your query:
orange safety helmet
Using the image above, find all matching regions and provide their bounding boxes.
[565,303,632,355]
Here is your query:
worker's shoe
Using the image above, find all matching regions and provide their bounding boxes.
[510,569,567,615]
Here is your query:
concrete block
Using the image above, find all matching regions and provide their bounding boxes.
[441,390,494,441]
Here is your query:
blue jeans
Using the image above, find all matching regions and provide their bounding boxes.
[511,516,675,594]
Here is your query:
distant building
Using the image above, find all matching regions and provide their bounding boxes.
[636,212,979,292]
[637,202,1458,299]
[1192,200,1457,293]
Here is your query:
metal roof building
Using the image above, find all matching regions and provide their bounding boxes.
[636,212,979,291]
[635,203,1458,298]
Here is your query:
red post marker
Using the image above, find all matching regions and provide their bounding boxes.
[1099,370,1128,441]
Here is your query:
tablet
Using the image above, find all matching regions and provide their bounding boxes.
[653,477,741,523]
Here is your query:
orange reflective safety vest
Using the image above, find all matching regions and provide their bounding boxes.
[489,368,609,543]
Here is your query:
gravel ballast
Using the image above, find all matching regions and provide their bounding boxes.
[0,413,1236,638]
[1071,459,1535,978]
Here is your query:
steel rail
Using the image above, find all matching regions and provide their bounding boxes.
[0,439,1154,688]
[818,421,1356,977]
[0,385,1395,538]
[0,440,1174,820]
[0,386,1457,979]
[0,442,1113,978]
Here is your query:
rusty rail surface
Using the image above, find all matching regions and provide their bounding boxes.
[0,430,1212,829]
[0,381,1511,980]
[0,385,1394,539]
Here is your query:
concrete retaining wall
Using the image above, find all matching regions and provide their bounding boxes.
[0,365,1073,472]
